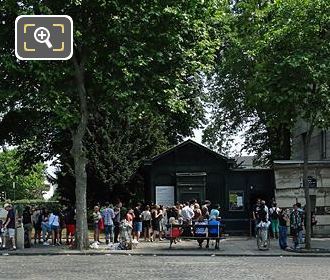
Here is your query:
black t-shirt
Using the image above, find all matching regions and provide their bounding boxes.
[64,209,75,225]
[256,206,267,221]
[279,213,287,227]
[23,210,31,225]
[133,208,142,222]
[5,209,15,229]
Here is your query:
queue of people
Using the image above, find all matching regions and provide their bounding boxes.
[0,203,76,250]
[90,199,223,249]
[0,198,318,251]
[252,198,317,251]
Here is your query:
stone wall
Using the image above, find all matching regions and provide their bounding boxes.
[292,120,330,161]
[274,162,330,235]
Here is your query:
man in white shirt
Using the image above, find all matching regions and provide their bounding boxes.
[181,202,194,223]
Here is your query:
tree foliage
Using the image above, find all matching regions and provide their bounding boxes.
[204,0,330,164]
[0,149,46,200]
[205,0,330,249]
[0,0,222,248]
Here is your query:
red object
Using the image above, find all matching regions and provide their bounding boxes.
[170,227,181,238]
[98,218,104,230]
[67,224,75,235]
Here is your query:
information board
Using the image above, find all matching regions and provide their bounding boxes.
[155,186,175,207]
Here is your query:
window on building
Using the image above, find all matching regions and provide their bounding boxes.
[321,130,327,159]
[229,191,244,211]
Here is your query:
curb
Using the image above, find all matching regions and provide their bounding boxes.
[2,251,330,258]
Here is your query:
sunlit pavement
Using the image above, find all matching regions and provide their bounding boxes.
[1,237,330,257]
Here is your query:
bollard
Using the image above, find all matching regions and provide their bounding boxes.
[16,224,24,249]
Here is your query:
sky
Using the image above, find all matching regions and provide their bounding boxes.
[191,127,251,156]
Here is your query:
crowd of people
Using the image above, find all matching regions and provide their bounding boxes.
[252,198,317,250]
[0,203,76,250]
[90,199,223,249]
[0,198,317,251]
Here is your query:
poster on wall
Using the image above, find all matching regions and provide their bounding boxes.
[155,186,175,207]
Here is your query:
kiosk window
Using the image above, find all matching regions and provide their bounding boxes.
[229,191,244,211]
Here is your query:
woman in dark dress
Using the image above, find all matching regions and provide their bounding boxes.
[151,205,161,242]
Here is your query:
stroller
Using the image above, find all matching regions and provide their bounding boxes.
[118,219,133,250]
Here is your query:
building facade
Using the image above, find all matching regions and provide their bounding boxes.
[143,140,275,234]
[274,123,330,235]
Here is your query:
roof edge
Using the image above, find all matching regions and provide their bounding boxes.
[148,139,232,163]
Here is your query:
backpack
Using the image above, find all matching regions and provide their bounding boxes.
[258,207,267,220]
[271,208,279,220]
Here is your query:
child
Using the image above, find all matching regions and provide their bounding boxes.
[169,217,181,245]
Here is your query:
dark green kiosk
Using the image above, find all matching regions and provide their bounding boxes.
[143,139,275,234]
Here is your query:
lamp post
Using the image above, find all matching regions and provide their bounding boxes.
[13,181,16,202]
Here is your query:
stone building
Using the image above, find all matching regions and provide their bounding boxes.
[274,123,330,235]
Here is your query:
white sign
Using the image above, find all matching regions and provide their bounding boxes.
[155,186,174,207]
[237,196,243,207]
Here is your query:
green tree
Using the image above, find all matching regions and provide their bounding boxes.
[206,0,330,248]
[0,0,221,249]
[0,149,46,200]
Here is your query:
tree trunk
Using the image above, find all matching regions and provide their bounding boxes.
[280,124,291,160]
[302,125,314,250]
[71,54,89,250]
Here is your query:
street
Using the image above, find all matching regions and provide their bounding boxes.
[0,255,330,280]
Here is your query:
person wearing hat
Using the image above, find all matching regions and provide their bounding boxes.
[3,203,16,250]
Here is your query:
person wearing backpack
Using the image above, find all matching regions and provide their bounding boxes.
[269,202,280,239]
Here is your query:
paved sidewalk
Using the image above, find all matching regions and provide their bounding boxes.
[2,237,330,257]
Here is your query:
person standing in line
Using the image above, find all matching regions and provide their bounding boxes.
[92,206,102,244]
[151,205,162,242]
[252,198,261,236]
[269,202,280,239]
[41,208,50,245]
[31,207,41,244]
[102,202,115,245]
[158,205,165,240]
[64,205,76,245]
[49,209,60,246]
[126,208,135,237]
[2,203,16,250]
[133,203,143,242]
[181,201,195,237]
[290,204,304,250]
[141,205,152,241]
[278,208,290,250]
[22,206,33,248]
[193,204,202,222]
[113,206,121,243]
[296,202,305,245]
[181,202,194,223]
